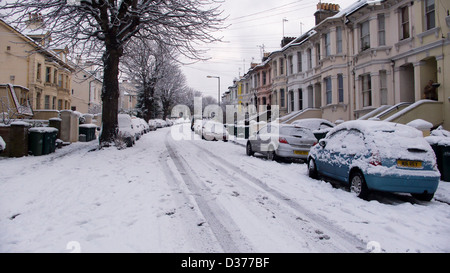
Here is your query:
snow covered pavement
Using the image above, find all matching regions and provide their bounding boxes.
[1,124,449,252]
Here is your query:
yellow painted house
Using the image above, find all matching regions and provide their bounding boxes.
[0,18,74,116]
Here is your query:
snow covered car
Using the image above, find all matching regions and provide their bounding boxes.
[118,114,136,147]
[137,118,150,133]
[201,120,229,142]
[291,118,335,140]
[131,118,143,140]
[148,119,157,131]
[246,123,317,161]
[307,120,440,201]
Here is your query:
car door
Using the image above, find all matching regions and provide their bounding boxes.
[331,129,365,182]
[317,129,349,179]
[251,126,267,153]
[260,124,278,153]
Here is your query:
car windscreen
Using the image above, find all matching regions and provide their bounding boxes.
[281,127,315,138]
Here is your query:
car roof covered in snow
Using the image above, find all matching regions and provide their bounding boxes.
[329,120,423,138]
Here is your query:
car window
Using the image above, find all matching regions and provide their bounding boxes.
[344,129,366,154]
[326,130,349,151]
[258,127,267,135]
[318,123,334,130]
[282,127,315,138]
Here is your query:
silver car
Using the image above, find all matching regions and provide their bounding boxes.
[246,123,317,161]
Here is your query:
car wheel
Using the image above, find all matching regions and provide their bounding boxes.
[411,192,434,202]
[308,158,318,179]
[350,171,369,200]
[267,147,276,161]
[246,142,254,156]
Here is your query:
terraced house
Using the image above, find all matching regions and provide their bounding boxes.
[227,0,450,130]
[0,15,74,116]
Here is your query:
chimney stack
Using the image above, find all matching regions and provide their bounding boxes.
[314,2,340,25]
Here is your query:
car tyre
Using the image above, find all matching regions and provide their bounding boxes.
[246,142,254,156]
[411,192,434,202]
[308,158,318,179]
[267,146,276,161]
[350,171,369,200]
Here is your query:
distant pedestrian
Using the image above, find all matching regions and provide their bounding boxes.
[423,80,438,101]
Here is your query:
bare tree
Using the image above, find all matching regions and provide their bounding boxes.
[157,64,186,120]
[122,38,171,121]
[1,0,225,147]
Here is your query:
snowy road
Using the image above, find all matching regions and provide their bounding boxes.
[0,124,449,252]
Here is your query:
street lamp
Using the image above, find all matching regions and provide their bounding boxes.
[206,75,220,106]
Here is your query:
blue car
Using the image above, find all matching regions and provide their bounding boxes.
[307,120,440,201]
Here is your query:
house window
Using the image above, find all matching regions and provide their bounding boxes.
[325,77,332,105]
[54,69,57,83]
[298,89,303,110]
[289,90,294,112]
[262,72,266,85]
[378,14,386,46]
[279,58,284,75]
[45,67,51,83]
[324,32,331,57]
[297,51,302,72]
[307,48,312,69]
[36,91,41,109]
[316,43,321,63]
[52,96,56,110]
[360,20,370,51]
[280,89,285,107]
[273,60,278,76]
[288,55,293,75]
[58,99,63,110]
[58,74,63,87]
[36,63,42,81]
[44,95,50,109]
[425,0,435,31]
[336,27,342,53]
[400,6,410,40]
[379,70,388,105]
[361,74,372,107]
[338,74,344,103]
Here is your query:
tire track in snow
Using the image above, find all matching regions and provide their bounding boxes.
[164,135,250,253]
[187,140,366,252]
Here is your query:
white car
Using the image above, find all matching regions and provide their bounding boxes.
[137,118,150,133]
[118,114,135,147]
[202,120,229,142]
[148,119,157,131]
[131,118,143,140]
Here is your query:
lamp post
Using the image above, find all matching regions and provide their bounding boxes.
[206,75,220,106]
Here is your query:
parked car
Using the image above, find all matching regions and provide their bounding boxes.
[118,114,135,147]
[148,119,157,131]
[131,118,143,140]
[246,123,317,161]
[291,118,335,140]
[137,118,150,133]
[201,120,229,142]
[155,119,167,128]
[193,119,205,135]
[307,120,441,201]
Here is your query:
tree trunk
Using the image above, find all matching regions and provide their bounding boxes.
[99,48,121,147]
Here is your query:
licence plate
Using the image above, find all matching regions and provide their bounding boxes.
[397,160,422,169]
[294,150,308,155]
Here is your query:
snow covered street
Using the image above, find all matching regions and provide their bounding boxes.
[1,123,449,253]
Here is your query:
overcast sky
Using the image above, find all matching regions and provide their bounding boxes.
[181,0,356,100]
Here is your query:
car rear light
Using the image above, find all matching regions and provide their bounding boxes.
[369,151,382,166]
[279,137,288,144]
[313,141,317,146]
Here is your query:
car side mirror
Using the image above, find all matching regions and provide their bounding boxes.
[319,139,327,148]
